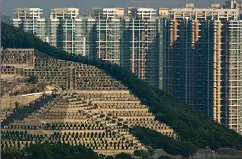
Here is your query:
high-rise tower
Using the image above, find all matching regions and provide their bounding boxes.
[48,8,83,55]
[12,8,47,42]
[163,4,242,134]
[122,8,163,88]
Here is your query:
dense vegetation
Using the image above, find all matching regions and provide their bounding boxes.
[2,143,135,159]
[27,75,38,84]
[2,143,102,159]
[2,22,242,156]
[130,127,196,157]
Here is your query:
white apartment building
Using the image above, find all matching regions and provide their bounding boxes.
[169,4,239,20]
[49,8,83,55]
[96,18,123,65]
[12,8,47,42]
[128,7,157,19]
[81,18,98,58]
[89,7,103,19]
[158,8,169,17]
[14,8,43,19]
[90,7,124,19]
[103,8,124,19]
[50,8,80,19]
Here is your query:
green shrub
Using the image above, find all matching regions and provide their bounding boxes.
[115,153,134,159]
[27,75,38,84]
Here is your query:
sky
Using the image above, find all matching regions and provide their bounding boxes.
[1,0,227,17]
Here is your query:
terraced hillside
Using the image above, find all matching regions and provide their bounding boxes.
[1,48,177,155]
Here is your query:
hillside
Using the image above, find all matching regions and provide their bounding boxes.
[1,48,177,156]
[1,22,242,157]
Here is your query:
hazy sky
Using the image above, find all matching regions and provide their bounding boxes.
[1,0,227,17]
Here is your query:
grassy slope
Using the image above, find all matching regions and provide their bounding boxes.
[1,22,242,156]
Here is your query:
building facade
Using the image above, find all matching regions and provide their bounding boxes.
[96,18,124,65]
[90,7,124,19]
[128,7,157,19]
[122,18,163,88]
[163,4,242,134]
[224,20,242,133]
[81,18,98,58]
[12,8,47,42]
[48,8,83,55]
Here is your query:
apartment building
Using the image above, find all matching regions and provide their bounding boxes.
[225,20,242,133]
[163,4,242,134]
[96,18,124,65]
[12,8,47,42]
[158,8,169,17]
[90,7,103,19]
[103,8,124,19]
[135,18,162,88]
[122,8,163,88]
[169,7,239,20]
[226,0,242,9]
[128,7,157,19]
[49,8,79,19]
[90,7,124,19]
[81,18,98,59]
[48,8,83,54]
[226,0,242,16]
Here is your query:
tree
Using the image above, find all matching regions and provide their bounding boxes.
[159,156,173,159]
[22,143,102,159]
[130,126,197,157]
[115,153,134,159]
[2,148,24,159]
[27,75,38,84]
[134,150,150,158]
